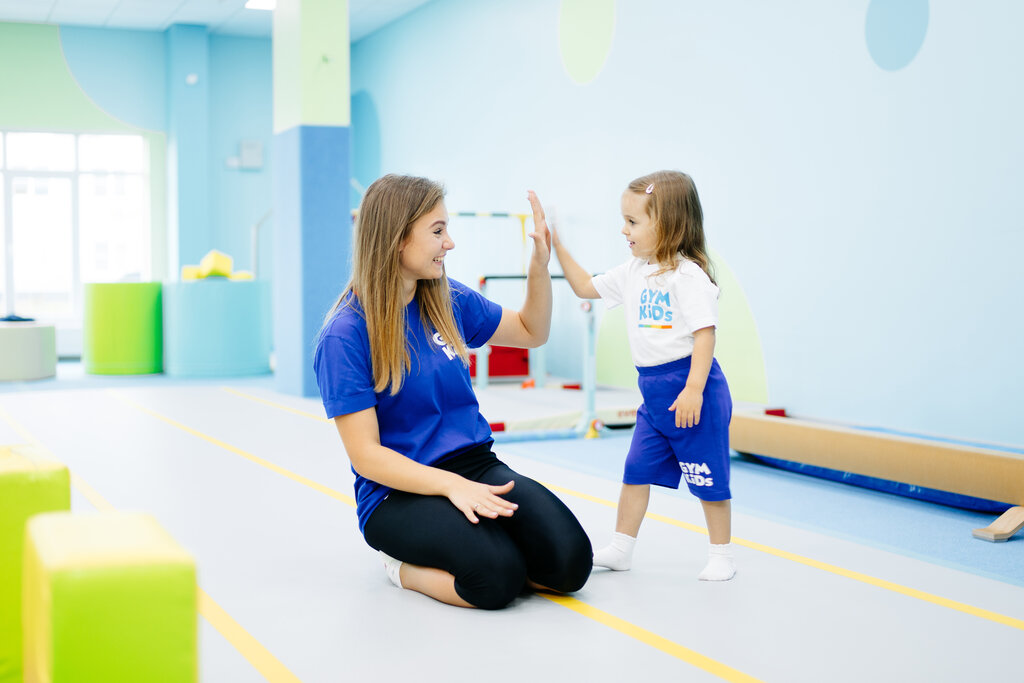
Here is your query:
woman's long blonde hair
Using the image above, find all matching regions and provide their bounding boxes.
[627,170,716,284]
[323,174,469,395]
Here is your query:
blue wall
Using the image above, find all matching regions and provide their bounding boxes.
[209,35,274,276]
[58,25,273,277]
[351,0,1024,447]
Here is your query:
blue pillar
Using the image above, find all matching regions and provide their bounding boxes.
[272,0,351,397]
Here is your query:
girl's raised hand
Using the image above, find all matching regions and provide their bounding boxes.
[447,478,518,524]
[526,190,552,268]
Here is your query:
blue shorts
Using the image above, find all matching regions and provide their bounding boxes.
[623,356,732,501]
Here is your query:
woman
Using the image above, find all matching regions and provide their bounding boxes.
[314,174,592,609]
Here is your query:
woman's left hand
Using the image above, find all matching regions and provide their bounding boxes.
[668,387,703,428]
[526,190,552,269]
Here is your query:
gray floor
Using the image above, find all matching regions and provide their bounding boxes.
[2,376,1022,682]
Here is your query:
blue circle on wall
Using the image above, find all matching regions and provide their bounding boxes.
[865,0,929,71]
[350,90,381,209]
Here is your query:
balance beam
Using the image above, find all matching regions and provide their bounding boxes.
[729,413,1024,542]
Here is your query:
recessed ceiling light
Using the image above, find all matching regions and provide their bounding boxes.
[244,0,275,10]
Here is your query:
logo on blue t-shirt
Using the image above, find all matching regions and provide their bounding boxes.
[639,287,674,328]
[432,332,457,360]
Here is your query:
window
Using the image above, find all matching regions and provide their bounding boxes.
[0,131,150,322]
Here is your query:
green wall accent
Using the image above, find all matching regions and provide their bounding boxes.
[595,251,769,404]
[273,0,350,132]
[558,0,615,85]
[0,23,134,132]
[0,22,168,281]
[711,249,768,403]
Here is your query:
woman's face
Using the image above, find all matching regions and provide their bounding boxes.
[399,201,454,284]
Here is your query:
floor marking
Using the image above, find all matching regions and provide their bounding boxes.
[221,387,329,423]
[207,391,1024,633]
[541,480,1024,632]
[108,390,355,507]
[102,393,760,680]
[541,594,762,682]
[0,404,304,683]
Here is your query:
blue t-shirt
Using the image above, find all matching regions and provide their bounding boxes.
[313,279,503,533]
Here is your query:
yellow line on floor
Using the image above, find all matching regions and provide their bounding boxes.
[0,403,304,683]
[107,390,355,507]
[541,594,762,682]
[211,391,1024,633]
[541,480,1024,632]
[220,387,329,423]
[108,392,758,681]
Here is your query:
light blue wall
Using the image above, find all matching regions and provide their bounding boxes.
[209,35,274,275]
[60,26,167,132]
[351,0,1024,447]
[57,25,274,278]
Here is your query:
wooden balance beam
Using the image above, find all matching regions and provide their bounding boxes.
[729,413,1024,542]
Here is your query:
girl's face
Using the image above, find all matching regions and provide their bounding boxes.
[620,191,657,261]
[399,201,454,285]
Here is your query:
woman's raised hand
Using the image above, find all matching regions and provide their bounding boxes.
[526,190,552,268]
[448,478,518,524]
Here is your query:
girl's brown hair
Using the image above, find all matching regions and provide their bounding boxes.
[323,174,468,394]
[626,170,716,284]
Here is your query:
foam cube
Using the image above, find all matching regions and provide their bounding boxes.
[22,512,197,683]
[228,270,254,281]
[0,446,69,683]
[180,265,201,281]
[198,250,232,279]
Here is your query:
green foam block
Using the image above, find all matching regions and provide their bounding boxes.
[22,512,197,683]
[0,446,70,683]
[83,282,163,375]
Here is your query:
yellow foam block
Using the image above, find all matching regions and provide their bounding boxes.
[228,270,254,281]
[180,265,202,281]
[22,512,197,683]
[0,446,69,683]
[198,250,232,278]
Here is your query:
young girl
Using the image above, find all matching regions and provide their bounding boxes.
[553,170,735,581]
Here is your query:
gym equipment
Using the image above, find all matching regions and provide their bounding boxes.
[82,282,162,375]
[0,445,69,683]
[22,511,197,682]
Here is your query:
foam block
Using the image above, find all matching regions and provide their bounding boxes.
[82,282,163,375]
[198,249,233,278]
[22,512,197,683]
[0,446,70,683]
[229,270,254,281]
[180,265,201,281]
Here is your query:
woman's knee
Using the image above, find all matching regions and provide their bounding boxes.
[455,552,528,610]
[538,530,593,593]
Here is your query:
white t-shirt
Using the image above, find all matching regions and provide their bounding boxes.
[592,256,719,367]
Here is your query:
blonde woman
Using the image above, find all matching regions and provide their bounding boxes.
[314,174,592,609]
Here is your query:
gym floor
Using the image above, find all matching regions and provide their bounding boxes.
[2,365,1022,682]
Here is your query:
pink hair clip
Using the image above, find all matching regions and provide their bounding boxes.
[645,183,654,194]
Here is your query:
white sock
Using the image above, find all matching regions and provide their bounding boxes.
[698,543,736,581]
[380,551,403,588]
[593,532,637,571]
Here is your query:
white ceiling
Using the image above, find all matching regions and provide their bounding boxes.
[0,0,433,40]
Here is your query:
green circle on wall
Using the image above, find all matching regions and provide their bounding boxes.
[558,0,616,85]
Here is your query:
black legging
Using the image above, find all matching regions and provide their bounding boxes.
[363,442,593,609]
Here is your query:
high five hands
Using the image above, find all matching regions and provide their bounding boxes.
[526,190,552,269]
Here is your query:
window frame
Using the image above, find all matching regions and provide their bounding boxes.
[0,130,151,325]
